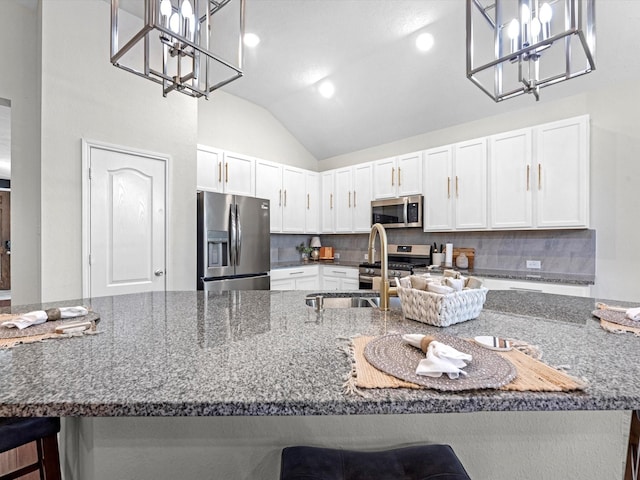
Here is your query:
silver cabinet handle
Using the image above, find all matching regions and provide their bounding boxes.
[154,269,164,277]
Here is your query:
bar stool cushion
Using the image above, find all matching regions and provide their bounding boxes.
[0,418,61,453]
[280,444,471,480]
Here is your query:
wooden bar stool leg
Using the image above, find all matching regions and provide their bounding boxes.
[39,435,61,480]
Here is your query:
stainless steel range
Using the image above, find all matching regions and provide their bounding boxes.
[358,244,431,290]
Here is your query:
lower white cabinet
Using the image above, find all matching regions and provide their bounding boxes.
[271,265,320,291]
[482,277,590,297]
[321,265,359,290]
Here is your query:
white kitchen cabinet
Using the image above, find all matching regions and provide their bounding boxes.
[255,160,306,233]
[333,163,373,233]
[270,265,320,290]
[197,146,254,196]
[373,152,422,199]
[321,265,359,290]
[482,277,590,297]
[453,138,488,230]
[196,145,224,192]
[534,115,589,228]
[305,172,320,233]
[320,171,335,233]
[423,145,454,231]
[489,128,533,229]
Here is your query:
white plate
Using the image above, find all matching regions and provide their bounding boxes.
[473,335,512,351]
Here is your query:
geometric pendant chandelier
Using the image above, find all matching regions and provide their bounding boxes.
[110,0,245,98]
[466,0,596,101]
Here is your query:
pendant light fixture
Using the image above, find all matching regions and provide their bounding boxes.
[466,0,596,101]
[110,0,245,98]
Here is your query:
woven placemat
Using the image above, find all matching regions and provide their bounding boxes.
[347,336,586,393]
[364,334,516,391]
[0,312,100,349]
[592,309,640,331]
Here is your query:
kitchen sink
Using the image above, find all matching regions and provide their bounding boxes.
[305,294,401,309]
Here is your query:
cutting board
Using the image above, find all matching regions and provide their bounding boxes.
[452,248,475,269]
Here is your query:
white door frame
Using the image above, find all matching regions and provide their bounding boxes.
[81,139,170,298]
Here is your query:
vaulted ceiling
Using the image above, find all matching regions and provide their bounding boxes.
[220,0,640,160]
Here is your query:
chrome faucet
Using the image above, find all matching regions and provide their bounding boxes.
[368,223,391,311]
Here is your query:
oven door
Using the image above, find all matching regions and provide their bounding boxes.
[358,274,374,290]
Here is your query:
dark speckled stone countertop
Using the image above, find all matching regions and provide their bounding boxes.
[0,290,638,417]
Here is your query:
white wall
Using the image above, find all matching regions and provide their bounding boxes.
[320,85,640,302]
[39,1,198,301]
[198,91,317,170]
[0,1,41,305]
[64,411,629,480]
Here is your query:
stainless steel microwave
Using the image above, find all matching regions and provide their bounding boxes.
[371,195,423,228]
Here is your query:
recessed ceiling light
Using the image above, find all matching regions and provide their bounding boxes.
[318,80,335,99]
[243,33,261,48]
[416,32,434,52]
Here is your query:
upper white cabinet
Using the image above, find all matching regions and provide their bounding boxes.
[320,171,335,233]
[423,139,487,231]
[333,163,373,233]
[373,152,422,199]
[255,160,307,233]
[305,172,320,233]
[489,128,533,229]
[488,116,589,230]
[197,145,255,196]
[534,115,589,228]
[453,138,488,230]
[423,146,454,231]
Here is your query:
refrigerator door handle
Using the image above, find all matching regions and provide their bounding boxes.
[236,204,242,265]
[229,203,237,266]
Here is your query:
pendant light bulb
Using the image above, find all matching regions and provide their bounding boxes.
[181,0,193,17]
[539,3,552,23]
[508,18,520,39]
[169,12,180,34]
[160,0,172,18]
[531,17,542,41]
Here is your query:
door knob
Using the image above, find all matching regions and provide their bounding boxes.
[154,269,164,277]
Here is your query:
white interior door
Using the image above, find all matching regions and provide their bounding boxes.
[86,142,167,298]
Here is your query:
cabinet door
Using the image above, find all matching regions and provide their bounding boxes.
[352,163,373,232]
[271,278,295,290]
[341,278,360,290]
[321,276,340,291]
[334,167,353,233]
[305,172,320,233]
[489,129,533,229]
[397,151,423,197]
[320,171,335,233]
[423,146,454,231]
[255,160,283,232]
[373,157,397,199]
[282,167,306,233]
[296,275,320,290]
[454,138,487,230]
[196,146,223,192]
[535,116,589,228]
[223,152,255,196]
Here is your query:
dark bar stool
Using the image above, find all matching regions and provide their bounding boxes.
[280,444,472,480]
[0,418,61,480]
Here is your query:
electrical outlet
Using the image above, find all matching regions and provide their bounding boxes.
[526,260,541,269]
[364,253,368,261]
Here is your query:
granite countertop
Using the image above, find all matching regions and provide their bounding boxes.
[0,290,638,417]
[412,267,595,286]
[271,260,361,269]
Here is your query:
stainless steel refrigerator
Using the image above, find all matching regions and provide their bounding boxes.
[197,191,271,292]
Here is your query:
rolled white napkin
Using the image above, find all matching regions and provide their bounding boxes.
[444,277,464,292]
[427,283,454,295]
[417,341,472,379]
[626,307,640,321]
[1,306,89,330]
[402,334,472,379]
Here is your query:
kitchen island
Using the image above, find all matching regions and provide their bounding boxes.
[1,290,638,479]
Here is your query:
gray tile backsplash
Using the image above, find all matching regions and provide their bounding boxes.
[271,229,595,276]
